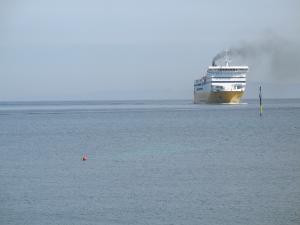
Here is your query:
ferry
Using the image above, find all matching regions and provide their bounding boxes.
[193,53,249,104]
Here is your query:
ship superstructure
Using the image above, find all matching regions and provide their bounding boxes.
[193,55,249,104]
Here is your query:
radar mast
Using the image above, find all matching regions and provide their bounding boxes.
[224,49,231,67]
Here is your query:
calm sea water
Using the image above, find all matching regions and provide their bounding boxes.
[0,99,299,225]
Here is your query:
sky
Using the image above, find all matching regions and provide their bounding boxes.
[0,0,299,100]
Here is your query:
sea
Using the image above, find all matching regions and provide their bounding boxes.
[0,99,299,225]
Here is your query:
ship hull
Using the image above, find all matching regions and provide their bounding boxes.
[194,91,244,104]
[194,64,248,104]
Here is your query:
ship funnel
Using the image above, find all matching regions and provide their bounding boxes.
[212,49,231,66]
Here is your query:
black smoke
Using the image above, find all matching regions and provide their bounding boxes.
[212,33,300,82]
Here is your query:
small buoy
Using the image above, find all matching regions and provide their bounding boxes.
[82,154,88,161]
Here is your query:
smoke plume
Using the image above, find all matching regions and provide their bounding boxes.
[212,33,300,83]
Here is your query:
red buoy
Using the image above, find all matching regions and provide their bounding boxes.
[82,154,88,161]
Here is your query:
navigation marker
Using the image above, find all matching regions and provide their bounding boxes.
[259,86,263,116]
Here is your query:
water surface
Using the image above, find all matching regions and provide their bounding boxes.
[0,99,299,225]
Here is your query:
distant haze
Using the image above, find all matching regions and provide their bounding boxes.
[0,0,300,100]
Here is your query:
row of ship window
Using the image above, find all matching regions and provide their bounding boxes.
[194,81,246,86]
[208,69,248,72]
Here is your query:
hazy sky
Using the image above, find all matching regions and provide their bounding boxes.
[1,0,299,100]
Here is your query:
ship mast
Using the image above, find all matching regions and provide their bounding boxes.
[224,49,231,67]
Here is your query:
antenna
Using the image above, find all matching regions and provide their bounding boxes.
[224,49,231,66]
